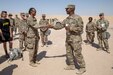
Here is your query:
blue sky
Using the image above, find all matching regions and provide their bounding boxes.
[0,0,113,16]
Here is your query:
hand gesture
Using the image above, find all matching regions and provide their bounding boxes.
[65,24,70,31]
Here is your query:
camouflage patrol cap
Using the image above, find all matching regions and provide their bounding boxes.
[26,13,29,16]
[20,13,25,16]
[65,4,75,9]
[8,13,12,16]
[42,14,46,16]
[99,13,104,16]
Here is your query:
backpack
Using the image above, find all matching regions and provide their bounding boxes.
[102,32,110,39]
[8,48,23,62]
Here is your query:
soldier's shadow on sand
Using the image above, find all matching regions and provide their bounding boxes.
[37,51,66,61]
[47,40,53,45]
[13,37,19,40]
[37,51,47,61]
[91,42,100,48]
[0,64,18,75]
[0,55,8,64]
[45,54,66,58]
[84,40,99,48]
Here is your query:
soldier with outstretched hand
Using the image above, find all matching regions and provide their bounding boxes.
[96,13,110,53]
[46,4,86,74]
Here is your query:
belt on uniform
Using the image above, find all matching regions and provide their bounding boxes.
[69,32,81,35]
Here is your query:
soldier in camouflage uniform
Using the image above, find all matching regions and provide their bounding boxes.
[14,15,20,35]
[19,13,28,51]
[26,8,41,67]
[86,17,96,45]
[39,14,49,47]
[8,13,15,36]
[96,13,110,53]
[26,13,29,19]
[48,5,86,74]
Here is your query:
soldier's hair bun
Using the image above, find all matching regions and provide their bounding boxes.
[28,8,36,14]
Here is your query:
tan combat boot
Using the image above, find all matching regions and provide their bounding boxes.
[64,65,75,70]
[76,68,86,74]
[29,62,37,67]
[103,47,110,54]
[97,48,102,51]
[106,49,110,54]
[35,60,40,64]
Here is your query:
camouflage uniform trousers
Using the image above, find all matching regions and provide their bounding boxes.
[26,37,39,63]
[14,26,18,34]
[10,26,14,33]
[86,32,95,43]
[19,33,27,50]
[40,30,48,45]
[10,26,14,38]
[97,32,109,49]
[65,35,85,68]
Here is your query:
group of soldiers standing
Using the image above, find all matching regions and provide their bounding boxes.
[86,13,110,53]
[0,4,110,74]
[8,14,20,35]
[7,10,50,67]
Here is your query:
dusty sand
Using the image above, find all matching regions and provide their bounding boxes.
[0,16,113,75]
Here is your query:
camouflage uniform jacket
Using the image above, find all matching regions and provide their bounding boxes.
[19,19,28,33]
[39,19,48,32]
[96,19,109,32]
[14,17,20,27]
[86,22,96,33]
[53,14,83,43]
[9,18,15,28]
[27,16,39,38]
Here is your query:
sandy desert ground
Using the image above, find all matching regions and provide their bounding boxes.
[0,16,113,75]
